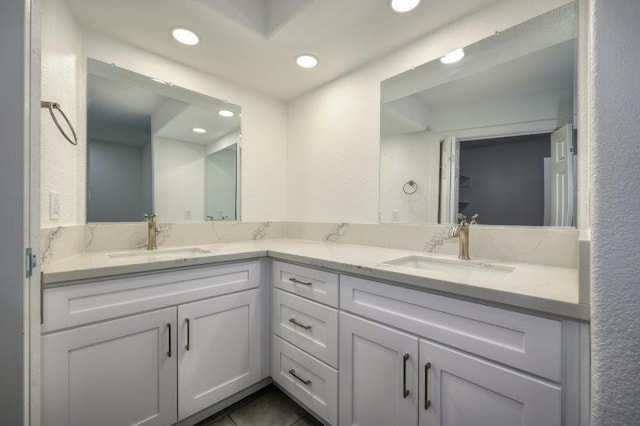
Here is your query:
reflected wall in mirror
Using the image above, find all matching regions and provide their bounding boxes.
[87,59,241,223]
[380,3,578,227]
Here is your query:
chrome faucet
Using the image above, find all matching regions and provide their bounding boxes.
[450,213,478,260]
[144,213,159,250]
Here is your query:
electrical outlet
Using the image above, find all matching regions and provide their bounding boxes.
[49,191,60,221]
[185,209,192,219]
[391,210,400,222]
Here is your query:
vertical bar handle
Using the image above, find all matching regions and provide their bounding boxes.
[424,362,432,410]
[167,323,172,358]
[403,353,410,398]
[185,318,191,351]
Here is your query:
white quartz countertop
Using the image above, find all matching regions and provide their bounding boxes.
[42,239,588,320]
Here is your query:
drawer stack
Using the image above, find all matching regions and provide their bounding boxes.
[271,261,339,425]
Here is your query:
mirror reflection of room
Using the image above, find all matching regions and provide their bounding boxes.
[380,3,577,227]
[86,59,241,223]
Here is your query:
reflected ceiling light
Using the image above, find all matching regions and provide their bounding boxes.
[192,128,207,134]
[295,54,318,69]
[390,0,421,13]
[440,48,465,64]
[171,27,200,46]
[151,78,168,85]
[218,110,235,118]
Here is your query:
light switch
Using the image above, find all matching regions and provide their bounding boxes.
[49,191,60,221]
[392,210,400,222]
[185,209,192,219]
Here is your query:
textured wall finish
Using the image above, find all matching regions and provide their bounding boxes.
[41,0,86,226]
[589,0,640,423]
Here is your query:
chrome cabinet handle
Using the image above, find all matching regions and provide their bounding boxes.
[185,318,191,351]
[403,353,410,398]
[289,318,312,330]
[424,362,432,410]
[288,369,311,385]
[167,323,172,358]
[289,277,312,286]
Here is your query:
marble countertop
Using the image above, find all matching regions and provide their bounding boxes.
[42,239,588,321]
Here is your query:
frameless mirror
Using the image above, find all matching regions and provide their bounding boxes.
[86,59,241,223]
[380,3,578,227]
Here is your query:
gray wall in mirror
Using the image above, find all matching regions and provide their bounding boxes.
[86,59,241,223]
[380,3,578,227]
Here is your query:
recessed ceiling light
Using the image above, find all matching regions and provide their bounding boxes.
[218,110,234,118]
[171,27,200,46]
[390,0,421,13]
[192,128,207,134]
[295,54,318,69]
[440,48,465,64]
[151,78,168,85]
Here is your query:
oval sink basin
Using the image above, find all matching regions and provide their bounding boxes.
[384,256,515,281]
[107,247,211,260]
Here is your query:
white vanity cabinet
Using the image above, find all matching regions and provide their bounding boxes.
[42,308,178,426]
[271,262,339,425]
[178,289,261,420]
[339,312,419,426]
[338,275,588,426]
[42,261,265,426]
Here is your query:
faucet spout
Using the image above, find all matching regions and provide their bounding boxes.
[453,213,478,260]
[144,214,159,250]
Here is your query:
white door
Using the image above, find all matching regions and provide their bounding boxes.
[42,308,177,426]
[178,289,261,420]
[339,312,419,426]
[419,340,561,426]
[550,124,575,226]
[439,136,460,224]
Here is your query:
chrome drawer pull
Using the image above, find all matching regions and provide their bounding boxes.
[167,323,172,358]
[185,318,191,351]
[288,369,311,385]
[424,362,432,410]
[289,277,312,286]
[289,318,312,330]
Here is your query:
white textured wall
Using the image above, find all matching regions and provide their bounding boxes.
[83,31,288,222]
[41,0,85,225]
[154,137,205,222]
[589,0,640,423]
[380,131,439,223]
[286,0,575,223]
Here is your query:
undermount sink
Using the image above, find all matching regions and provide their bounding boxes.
[384,256,515,281]
[107,247,211,260]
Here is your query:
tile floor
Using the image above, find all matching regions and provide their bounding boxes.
[197,385,323,426]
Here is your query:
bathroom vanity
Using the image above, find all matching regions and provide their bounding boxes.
[40,240,589,426]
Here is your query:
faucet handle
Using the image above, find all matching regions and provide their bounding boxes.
[470,214,479,224]
[143,213,158,222]
[457,213,467,225]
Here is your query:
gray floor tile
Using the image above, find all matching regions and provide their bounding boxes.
[199,414,236,426]
[291,414,323,426]
[229,387,307,426]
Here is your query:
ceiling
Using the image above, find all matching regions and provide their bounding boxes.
[67,0,500,100]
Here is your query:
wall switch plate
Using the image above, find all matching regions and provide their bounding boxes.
[49,191,60,221]
[391,210,400,222]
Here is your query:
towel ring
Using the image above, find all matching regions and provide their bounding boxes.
[41,101,78,146]
[403,180,418,194]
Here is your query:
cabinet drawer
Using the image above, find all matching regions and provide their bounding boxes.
[272,289,338,368]
[43,261,261,332]
[272,335,338,425]
[341,275,562,381]
[272,261,338,307]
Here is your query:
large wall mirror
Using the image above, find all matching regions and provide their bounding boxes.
[380,3,578,227]
[87,59,241,223]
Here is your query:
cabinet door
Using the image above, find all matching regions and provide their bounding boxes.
[339,312,419,426]
[178,289,261,420]
[419,340,561,426]
[42,308,177,426]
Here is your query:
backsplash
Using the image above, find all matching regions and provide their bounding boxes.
[41,221,579,268]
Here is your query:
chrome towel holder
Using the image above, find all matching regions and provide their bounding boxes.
[41,101,78,146]
[403,180,418,194]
